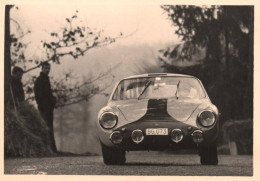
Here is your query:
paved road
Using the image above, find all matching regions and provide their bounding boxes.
[4,152,253,176]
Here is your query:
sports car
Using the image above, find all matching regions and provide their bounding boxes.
[97,73,219,165]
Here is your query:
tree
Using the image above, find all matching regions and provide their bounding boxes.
[5,6,125,156]
[23,65,118,107]
[9,7,124,107]
[4,5,13,106]
[161,5,253,120]
[134,48,164,74]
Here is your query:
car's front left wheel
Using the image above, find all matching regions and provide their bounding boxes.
[101,143,126,165]
[199,142,218,165]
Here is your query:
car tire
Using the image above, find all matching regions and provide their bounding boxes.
[101,143,126,165]
[199,142,218,165]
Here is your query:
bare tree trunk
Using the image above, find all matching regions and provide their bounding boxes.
[4,5,13,106]
[225,30,230,82]
[243,6,254,118]
[229,140,238,155]
[83,102,87,148]
[59,107,64,151]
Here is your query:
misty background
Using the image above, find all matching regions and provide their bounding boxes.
[10,4,179,154]
[6,4,253,156]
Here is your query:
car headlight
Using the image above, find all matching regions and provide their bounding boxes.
[198,110,216,127]
[99,112,118,129]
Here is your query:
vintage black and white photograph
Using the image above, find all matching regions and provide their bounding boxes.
[2,0,255,177]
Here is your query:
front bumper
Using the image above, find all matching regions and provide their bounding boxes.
[99,120,219,151]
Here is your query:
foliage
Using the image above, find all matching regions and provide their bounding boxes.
[161,5,253,121]
[51,68,116,107]
[5,7,124,157]
[10,8,122,107]
[23,66,116,107]
[10,16,31,67]
[134,56,164,74]
[11,10,123,72]
[4,102,54,157]
[221,119,253,154]
[161,5,253,62]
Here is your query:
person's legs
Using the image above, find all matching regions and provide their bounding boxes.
[48,109,57,153]
[39,108,57,153]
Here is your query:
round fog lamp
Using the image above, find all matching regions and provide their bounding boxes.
[131,129,144,144]
[191,130,204,143]
[110,131,123,144]
[170,129,183,143]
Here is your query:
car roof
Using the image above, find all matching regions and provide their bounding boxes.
[123,73,196,80]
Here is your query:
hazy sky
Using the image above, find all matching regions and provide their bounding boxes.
[11,4,179,45]
[10,3,181,80]
[8,3,186,92]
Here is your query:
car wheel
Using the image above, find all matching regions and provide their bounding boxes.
[101,143,126,165]
[199,142,218,165]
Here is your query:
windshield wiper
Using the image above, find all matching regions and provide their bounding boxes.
[175,80,180,99]
[138,81,152,100]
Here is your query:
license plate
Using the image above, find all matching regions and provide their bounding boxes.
[146,128,168,135]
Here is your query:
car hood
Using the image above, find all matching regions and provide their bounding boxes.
[115,98,205,122]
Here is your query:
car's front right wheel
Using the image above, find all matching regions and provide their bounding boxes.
[101,142,126,165]
[199,142,218,165]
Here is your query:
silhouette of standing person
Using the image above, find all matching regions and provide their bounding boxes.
[34,62,57,153]
[10,66,25,106]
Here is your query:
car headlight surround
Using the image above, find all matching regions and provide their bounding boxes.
[99,112,118,129]
[198,110,216,127]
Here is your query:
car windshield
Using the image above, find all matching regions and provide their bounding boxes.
[112,76,206,100]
